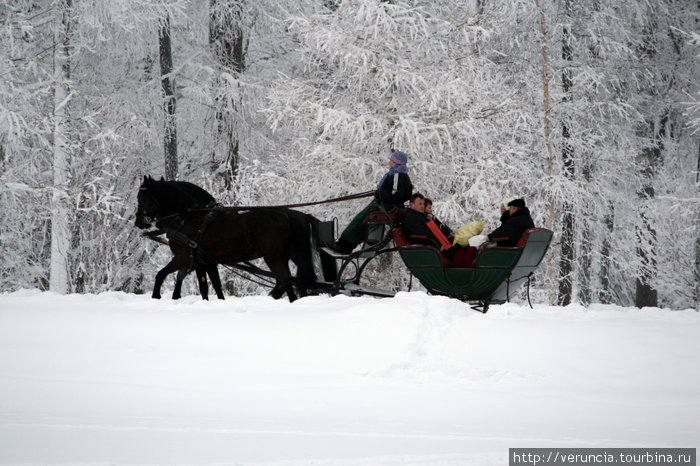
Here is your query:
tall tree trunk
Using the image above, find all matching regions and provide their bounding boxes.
[557,0,575,306]
[159,15,177,181]
[635,218,658,308]
[209,0,246,189]
[598,201,614,304]
[634,115,665,308]
[534,0,557,304]
[50,0,72,294]
[578,162,593,305]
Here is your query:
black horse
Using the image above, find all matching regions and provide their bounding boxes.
[135,176,224,300]
[135,176,318,302]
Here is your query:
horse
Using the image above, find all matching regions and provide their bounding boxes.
[134,176,318,302]
[135,176,224,300]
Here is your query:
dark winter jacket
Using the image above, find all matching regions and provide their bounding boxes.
[488,207,535,247]
[376,170,412,208]
[402,209,441,248]
[499,209,511,224]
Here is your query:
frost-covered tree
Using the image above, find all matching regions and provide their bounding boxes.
[626,2,699,308]
[262,0,699,307]
[49,0,72,293]
[0,0,697,307]
[1,0,326,295]
[1,0,188,292]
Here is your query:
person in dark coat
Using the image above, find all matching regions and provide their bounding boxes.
[330,151,413,253]
[403,193,478,267]
[402,193,441,247]
[486,198,534,246]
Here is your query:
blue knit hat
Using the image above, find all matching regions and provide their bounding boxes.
[390,151,408,165]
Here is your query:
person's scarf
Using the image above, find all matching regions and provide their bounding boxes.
[377,164,408,191]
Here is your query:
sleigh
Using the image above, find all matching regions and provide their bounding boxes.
[317,211,553,313]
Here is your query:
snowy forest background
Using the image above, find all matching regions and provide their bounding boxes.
[0,0,698,309]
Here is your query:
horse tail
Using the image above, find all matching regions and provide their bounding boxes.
[289,212,318,293]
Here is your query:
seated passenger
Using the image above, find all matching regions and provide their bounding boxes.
[469,198,535,248]
[424,197,454,243]
[403,193,477,267]
[402,193,451,249]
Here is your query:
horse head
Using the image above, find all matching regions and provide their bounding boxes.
[135,175,163,229]
[135,176,218,229]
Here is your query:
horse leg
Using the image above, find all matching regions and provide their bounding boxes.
[153,258,185,299]
[195,265,209,300]
[265,258,297,302]
[269,284,284,299]
[206,264,225,300]
[173,267,191,300]
[289,212,319,297]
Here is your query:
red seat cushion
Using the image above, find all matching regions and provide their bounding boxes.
[515,227,547,248]
[392,227,411,247]
[393,228,452,267]
[368,211,402,223]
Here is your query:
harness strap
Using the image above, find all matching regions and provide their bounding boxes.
[165,208,222,262]
[190,208,221,259]
[167,229,197,249]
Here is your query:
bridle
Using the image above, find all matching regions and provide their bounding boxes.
[137,186,165,227]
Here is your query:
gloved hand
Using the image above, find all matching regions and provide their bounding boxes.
[468,234,489,248]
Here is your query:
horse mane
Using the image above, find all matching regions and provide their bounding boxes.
[164,180,216,207]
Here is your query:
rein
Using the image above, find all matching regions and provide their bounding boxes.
[142,229,169,245]
[210,190,375,211]
[152,190,376,224]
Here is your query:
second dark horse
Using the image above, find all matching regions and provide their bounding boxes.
[135,176,318,302]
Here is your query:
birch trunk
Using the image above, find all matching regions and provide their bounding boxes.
[49,0,72,294]
[534,0,557,303]
[557,0,574,305]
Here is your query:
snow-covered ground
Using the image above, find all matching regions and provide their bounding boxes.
[0,290,698,465]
